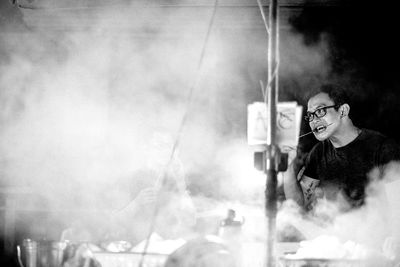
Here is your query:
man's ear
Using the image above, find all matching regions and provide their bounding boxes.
[340,104,350,117]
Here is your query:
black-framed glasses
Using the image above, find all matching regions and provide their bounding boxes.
[304,105,340,122]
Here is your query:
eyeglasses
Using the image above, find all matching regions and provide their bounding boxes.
[304,105,340,122]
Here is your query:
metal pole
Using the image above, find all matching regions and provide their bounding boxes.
[265,0,279,267]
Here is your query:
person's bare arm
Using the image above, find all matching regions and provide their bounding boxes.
[282,149,320,208]
[298,171,320,208]
[112,187,158,220]
[282,162,305,206]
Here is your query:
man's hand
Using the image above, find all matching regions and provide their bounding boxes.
[134,187,157,208]
[113,187,158,218]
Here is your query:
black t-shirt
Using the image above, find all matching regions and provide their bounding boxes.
[303,129,400,207]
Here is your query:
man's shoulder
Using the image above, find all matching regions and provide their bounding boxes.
[361,128,386,139]
[361,128,398,145]
[360,128,400,159]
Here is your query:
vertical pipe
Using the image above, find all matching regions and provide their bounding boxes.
[265,0,279,267]
[267,2,278,147]
[267,0,279,145]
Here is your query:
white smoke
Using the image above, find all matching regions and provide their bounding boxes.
[0,2,336,247]
[277,161,400,262]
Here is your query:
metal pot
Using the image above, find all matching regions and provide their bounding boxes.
[18,239,38,267]
[18,239,67,267]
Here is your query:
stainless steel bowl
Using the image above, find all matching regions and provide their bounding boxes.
[279,257,366,267]
[279,255,394,267]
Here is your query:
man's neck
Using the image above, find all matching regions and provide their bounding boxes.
[329,123,360,148]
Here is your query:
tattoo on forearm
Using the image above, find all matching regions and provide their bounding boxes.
[304,181,314,202]
[299,177,320,205]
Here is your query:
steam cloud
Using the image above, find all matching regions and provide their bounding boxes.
[0,1,335,249]
[276,162,400,262]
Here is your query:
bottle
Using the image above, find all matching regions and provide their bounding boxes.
[21,239,37,267]
[218,209,245,267]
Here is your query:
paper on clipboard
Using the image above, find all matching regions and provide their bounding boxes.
[247,101,303,149]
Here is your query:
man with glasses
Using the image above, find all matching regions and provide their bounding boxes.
[283,84,400,212]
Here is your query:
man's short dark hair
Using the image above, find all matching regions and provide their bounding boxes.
[308,83,351,110]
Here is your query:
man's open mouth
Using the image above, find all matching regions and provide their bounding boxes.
[313,125,327,133]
